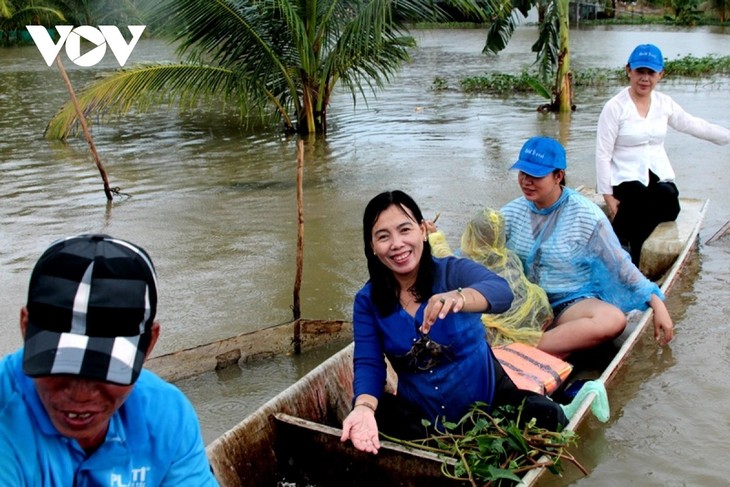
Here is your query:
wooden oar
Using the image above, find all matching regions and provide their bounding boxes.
[55,55,113,201]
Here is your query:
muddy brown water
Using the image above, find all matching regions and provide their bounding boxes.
[2,24,730,485]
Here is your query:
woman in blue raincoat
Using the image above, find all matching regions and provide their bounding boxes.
[501,137,674,359]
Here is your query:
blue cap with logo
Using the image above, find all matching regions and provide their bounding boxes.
[627,44,664,72]
[510,136,566,178]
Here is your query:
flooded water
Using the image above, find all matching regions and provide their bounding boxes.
[2,24,730,485]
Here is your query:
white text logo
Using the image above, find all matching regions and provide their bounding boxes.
[26,25,145,67]
[110,466,150,487]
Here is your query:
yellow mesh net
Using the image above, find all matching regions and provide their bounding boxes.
[428,208,553,346]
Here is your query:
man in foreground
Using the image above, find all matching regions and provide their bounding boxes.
[0,234,219,486]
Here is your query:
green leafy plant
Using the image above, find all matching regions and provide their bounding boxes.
[459,55,730,98]
[432,76,449,91]
[460,71,545,95]
[664,54,730,76]
[44,0,500,138]
[383,402,585,486]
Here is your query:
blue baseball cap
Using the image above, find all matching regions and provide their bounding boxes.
[510,136,567,177]
[627,44,664,72]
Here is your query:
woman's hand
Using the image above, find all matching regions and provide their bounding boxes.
[649,294,674,345]
[603,194,620,221]
[340,401,381,454]
[421,290,468,334]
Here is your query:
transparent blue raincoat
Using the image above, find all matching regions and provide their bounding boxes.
[501,187,663,313]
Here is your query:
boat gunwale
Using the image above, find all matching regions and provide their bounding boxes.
[518,198,709,486]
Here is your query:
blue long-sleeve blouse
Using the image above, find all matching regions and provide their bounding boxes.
[352,256,513,424]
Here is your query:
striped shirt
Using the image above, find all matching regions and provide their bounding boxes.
[501,187,661,311]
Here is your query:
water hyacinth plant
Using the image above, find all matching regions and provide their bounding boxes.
[384,401,585,486]
[458,54,730,96]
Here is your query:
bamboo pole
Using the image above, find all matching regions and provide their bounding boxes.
[706,218,729,245]
[292,138,305,353]
[55,55,113,201]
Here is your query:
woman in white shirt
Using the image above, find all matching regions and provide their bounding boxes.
[595,43,730,266]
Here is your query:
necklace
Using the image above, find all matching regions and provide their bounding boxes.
[400,290,416,309]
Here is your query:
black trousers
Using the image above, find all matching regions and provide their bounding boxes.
[612,171,680,266]
[375,355,567,441]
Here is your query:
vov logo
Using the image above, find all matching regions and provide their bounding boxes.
[26,25,145,67]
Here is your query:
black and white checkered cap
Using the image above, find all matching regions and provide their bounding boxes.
[23,234,158,386]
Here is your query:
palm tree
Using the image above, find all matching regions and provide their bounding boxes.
[0,0,65,44]
[50,0,146,26]
[484,0,573,113]
[46,0,495,138]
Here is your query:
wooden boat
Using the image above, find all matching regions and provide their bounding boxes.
[519,196,708,485]
[159,197,708,486]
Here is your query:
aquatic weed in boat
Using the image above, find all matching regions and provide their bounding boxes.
[383,401,586,486]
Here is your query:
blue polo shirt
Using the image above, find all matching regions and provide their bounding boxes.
[0,349,219,486]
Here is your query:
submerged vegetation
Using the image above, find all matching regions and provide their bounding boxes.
[384,402,584,486]
[458,71,546,94]
[457,54,730,96]
[663,53,730,76]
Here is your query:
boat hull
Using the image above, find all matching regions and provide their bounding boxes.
[177,198,709,486]
[206,344,467,486]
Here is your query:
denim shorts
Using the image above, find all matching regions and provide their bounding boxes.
[551,296,592,321]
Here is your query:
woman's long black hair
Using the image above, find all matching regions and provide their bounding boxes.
[362,190,434,317]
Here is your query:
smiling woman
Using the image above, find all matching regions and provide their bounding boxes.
[340,190,567,455]
[596,43,730,266]
[501,137,674,359]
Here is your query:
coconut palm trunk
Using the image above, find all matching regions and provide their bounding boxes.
[555,0,573,113]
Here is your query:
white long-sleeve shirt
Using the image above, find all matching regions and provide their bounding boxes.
[595,87,730,195]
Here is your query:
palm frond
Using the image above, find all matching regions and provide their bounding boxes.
[150,0,303,121]
[44,0,493,136]
[483,7,522,54]
[2,6,66,27]
[482,0,536,55]
[154,0,294,81]
[332,0,425,76]
[0,0,12,19]
[45,63,265,140]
